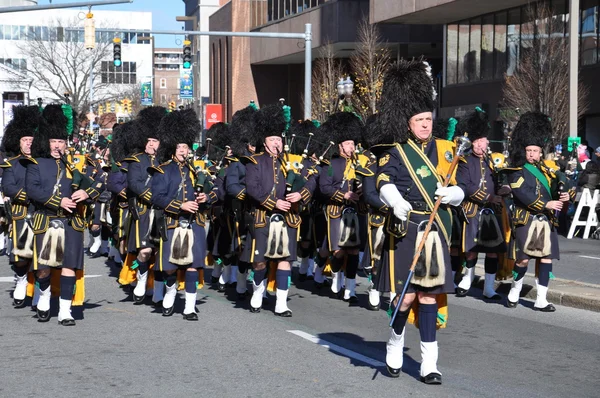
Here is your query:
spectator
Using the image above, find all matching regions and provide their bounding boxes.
[594,146,600,166]
[578,161,600,191]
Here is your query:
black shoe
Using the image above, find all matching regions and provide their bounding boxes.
[218,283,226,292]
[275,310,292,317]
[237,291,250,301]
[89,251,103,259]
[314,279,330,290]
[227,282,237,289]
[37,309,50,322]
[455,287,469,297]
[483,293,502,301]
[250,306,261,313]
[343,295,359,304]
[152,300,163,308]
[58,318,76,326]
[386,364,401,378]
[133,294,145,305]
[211,276,218,285]
[420,372,442,385]
[298,273,307,282]
[534,303,556,312]
[506,299,518,308]
[13,298,26,309]
[183,312,199,321]
[162,305,175,316]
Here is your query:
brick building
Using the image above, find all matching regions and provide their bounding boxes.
[154,48,183,107]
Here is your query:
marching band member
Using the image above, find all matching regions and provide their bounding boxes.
[26,105,101,325]
[223,105,257,299]
[505,112,574,312]
[0,105,39,309]
[375,60,464,383]
[241,104,298,316]
[87,135,111,258]
[124,107,165,304]
[150,109,209,319]
[455,109,506,300]
[318,112,365,302]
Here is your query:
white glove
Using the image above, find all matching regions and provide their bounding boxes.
[379,184,412,221]
[434,182,465,206]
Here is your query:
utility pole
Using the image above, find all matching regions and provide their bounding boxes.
[568,0,579,138]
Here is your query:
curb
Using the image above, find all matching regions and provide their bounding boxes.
[471,265,600,313]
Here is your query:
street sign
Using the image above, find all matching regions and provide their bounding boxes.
[204,104,223,130]
[568,137,581,152]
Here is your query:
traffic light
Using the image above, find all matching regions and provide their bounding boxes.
[169,101,177,112]
[113,37,122,67]
[182,40,192,69]
[122,99,132,114]
[97,104,104,115]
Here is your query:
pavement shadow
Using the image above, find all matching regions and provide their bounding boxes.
[315,331,421,380]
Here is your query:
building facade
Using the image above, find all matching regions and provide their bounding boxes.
[208,0,442,121]
[154,48,183,106]
[372,0,600,150]
[0,6,152,130]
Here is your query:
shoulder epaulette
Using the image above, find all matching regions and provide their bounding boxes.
[123,152,143,163]
[149,165,165,174]
[242,154,258,165]
[225,155,239,162]
[19,157,37,166]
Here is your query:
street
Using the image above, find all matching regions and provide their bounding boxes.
[1,242,599,398]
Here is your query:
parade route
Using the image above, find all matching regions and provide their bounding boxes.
[1,248,599,398]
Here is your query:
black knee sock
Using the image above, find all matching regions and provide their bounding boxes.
[135,259,149,274]
[14,265,28,277]
[513,264,527,281]
[153,270,164,284]
[538,262,552,287]
[253,268,267,284]
[465,258,477,269]
[185,270,198,293]
[37,275,51,291]
[484,256,498,274]
[450,255,461,272]
[276,269,291,291]
[238,261,250,274]
[165,273,177,288]
[60,275,76,301]
[418,303,438,343]
[392,308,410,335]
[330,255,344,273]
[345,254,359,279]
[315,255,327,269]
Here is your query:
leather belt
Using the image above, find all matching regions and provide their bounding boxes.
[408,201,432,212]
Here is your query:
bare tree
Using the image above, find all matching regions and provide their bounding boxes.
[501,3,589,150]
[350,16,391,120]
[16,18,115,114]
[309,44,346,122]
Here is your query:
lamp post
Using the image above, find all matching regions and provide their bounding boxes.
[337,76,354,112]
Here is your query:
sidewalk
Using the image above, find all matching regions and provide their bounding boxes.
[472,265,600,312]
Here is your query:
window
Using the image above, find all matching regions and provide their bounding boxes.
[481,15,494,80]
[581,1,598,65]
[160,94,167,103]
[157,64,163,70]
[494,11,508,79]
[160,78,167,89]
[507,7,521,76]
[457,21,470,83]
[447,24,458,85]
[100,61,137,85]
[469,18,482,81]
[0,58,27,72]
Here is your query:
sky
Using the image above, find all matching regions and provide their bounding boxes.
[37,0,186,48]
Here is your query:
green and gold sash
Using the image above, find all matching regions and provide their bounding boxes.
[523,163,552,197]
[395,140,453,244]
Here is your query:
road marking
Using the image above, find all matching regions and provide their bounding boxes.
[579,255,600,260]
[85,274,103,278]
[287,329,385,368]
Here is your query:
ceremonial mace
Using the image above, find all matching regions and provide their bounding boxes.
[389,135,471,326]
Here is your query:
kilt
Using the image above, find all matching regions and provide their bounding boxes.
[211,210,238,262]
[462,207,507,254]
[325,212,367,252]
[514,217,559,261]
[112,207,129,241]
[376,212,454,295]
[33,217,84,270]
[9,218,31,264]
[157,223,206,272]
[240,218,298,264]
[127,210,154,253]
